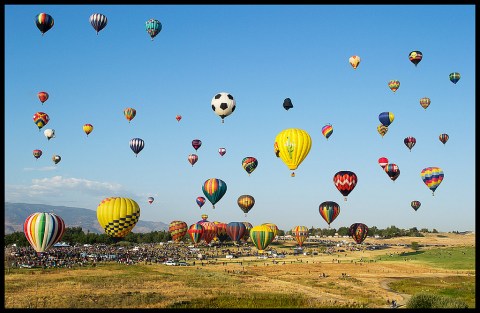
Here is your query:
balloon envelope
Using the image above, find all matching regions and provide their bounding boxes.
[146,18,162,40]
[33,112,50,130]
[169,221,188,242]
[124,108,136,122]
[196,196,206,209]
[242,157,258,175]
[83,124,94,136]
[35,13,54,35]
[439,134,449,145]
[89,13,108,34]
[384,164,400,181]
[349,223,368,244]
[404,136,416,152]
[333,171,358,201]
[420,167,444,195]
[187,223,204,244]
[188,154,198,166]
[283,98,293,110]
[192,139,202,151]
[202,178,227,208]
[130,138,145,156]
[147,197,154,204]
[292,226,309,247]
[349,55,361,69]
[237,195,255,216]
[420,97,431,110]
[321,124,333,140]
[378,112,394,127]
[449,72,460,84]
[319,201,340,227]
[38,91,49,104]
[408,51,423,66]
[96,197,140,237]
[33,149,42,159]
[274,128,312,174]
[411,201,421,211]
[226,222,247,243]
[388,80,400,92]
[250,225,274,252]
[378,157,388,169]
[24,212,65,253]
[44,128,55,140]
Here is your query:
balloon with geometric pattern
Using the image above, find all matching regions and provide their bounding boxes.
[96,197,140,238]
[169,221,188,242]
[388,80,400,93]
[33,112,50,131]
[333,171,358,201]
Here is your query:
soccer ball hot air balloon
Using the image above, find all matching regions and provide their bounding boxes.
[237,195,255,217]
[124,108,136,123]
[176,115,182,122]
[388,80,400,93]
[146,18,162,41]
[250,225,274,253]
[187,223,204,245]
[333,171,358,201]
[274,128,312,177]
[129,138,144,157]
[292,226,309,247]
[439,133,449,145]
[379,112,394,127]
[409,51,423,67]
[420,167,444,196]
[226,222,247,243]
[196,196,206,209]
[349,55,361,70]
[411,201,421,211]
[44,128,55,140]
[35,13,54,36]
[89,13,108,35]
[97,197,140,238]
[33,112,50,131]
[24,212,65,253]
[188,154,198,166]
[420,97,431,110]
[378,157,388,169]
[211,92,236,123]
[33,149,42,160]
[169,221,188,242]
[218,148,226,156]
[319,201,340,228]
[384,164,400,181]
[192,139,202,151]
[321,124,333,140]
[202,178,227,209]
[83,124,93,137]
[377,124,388,138]
[449,72,460,84]
[242,157,258,176]
[349,223,368,244]
[38,91,49,105]
[147,197,154,204]
[283,98,293,111]
[404,136,416,152]
[52,155,61,165]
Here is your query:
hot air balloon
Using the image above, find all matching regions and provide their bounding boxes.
[349,55,361,70]
[349,223,368,244]
[292,226,309,247]
[176,115,182,122]
[283,98,293,110]
[439,133,449,145]
[274,128,312,177]
[196,197,206,209]
[188,154,198,166]
[24,212,65,253]
[33,112,50,131]
[378,157,389,169]
[262,223,278,239]
[250,225,274,253]
[379,112,394,127]
[404,136,416,152]
[420,97,431,110]
[319,201,340,228]
[83,124,93,137]
[226,222,247,243]
[146,18,162,41]
[169,221,188,242]
[242,222,253,242]
[89,13,108,35]
[411,201,421,211]
[38,91,49,105]
[237,195,255,217]
[192,139,202,151]
[124,108,136,123]
[321,124,333,140]
[388,80,400,93]
[129,138,144,157]
[218,148,226,156]
[44,128,55,140]
[202,178,227,209]
[333,171,358,201]
[421,167,444,196]
[211,92,236,123]
[33,149,42,160]
[187,223,204,245]
[200,214,209,222]
[96,197,140,238]
[35,13,54,35]
[449,72,460,84]
[377,124,388,138]
[199,221,217,245]
[408,51,423,67]
[147,197,154,204]
[242,157,258,176]
[213,222,229,243]
[384,164,400,181]
[52,155,61,165]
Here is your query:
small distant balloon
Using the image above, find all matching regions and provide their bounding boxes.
[411,201,421,211]
[349,223,368,244]
[176,115,182,122]
[242,157,258,176]
[33,112,50,131]
[35,13,54,35]
[192,139,202,151]
[321,124,333,140]
[384,164,400,181]
[408,51,423,67]
[283,98,293,111]
[188,154,198,166]
[420,97,431,110]
[439,133,449,145]
[124,108,136,123]
[89,13,108,35]
[449,72,460,84]
[44,128,55,140]
[349,55,361,70]
[148,197,154,204]
[38,92,49,105]
[33,149,42,160]
[52,155,61,165]
[378,157,388,169]
[420,167,444,196]
[129,138,144,157]
[146,19,162,41]
[196,197,206,209]
[83,124,94,137]
[218,148,226,156]
[388,80,400,93]
[404,136,416,152]
[377,124,388,138]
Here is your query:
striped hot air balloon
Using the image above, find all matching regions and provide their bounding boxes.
[378,157,389,169]
[262,223,278,239]
[291,226,309,247]
[96,197,140,238]
[250,225,274,253]
[242,157,258,176]
[420,167,444,196]
[388,80,400,93]
[319,201,340,228]
[188,154,198,167]
[213,222,229,243]
[333,171,358,201]
[196,197,206,209]
[24,212,66,253]
[439,133,449,145]
[321,124,333,140]
[202,178,227,209]
[237,195,255,217]
[187,223,204,245]
[129,138,144,157]
[199,221,217,245]
[124,108,136,123]
[89,13,108,35]
[377,124,388,138]
[226,222,247,243]
[35,13,54,35]
[169,221,188,242]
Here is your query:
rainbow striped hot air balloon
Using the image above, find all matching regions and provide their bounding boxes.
[96,197,140,238]
[250,225,274,253]
[226,222,247,243]
[291,226,309,247]
[319,201,340,228]
[169,221,188,242]
[321,124,333,140]
[242,157,258,176]
[202,178,227,209]
[24,212,66,253]
[187,223,204,245]
[35,13,54,35]
[420,167,444,196]
[388,80,400,93]
[262,223,278,239]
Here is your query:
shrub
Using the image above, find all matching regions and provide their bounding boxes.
[407,292,468,308]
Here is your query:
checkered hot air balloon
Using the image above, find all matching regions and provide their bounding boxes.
[96,197,140,238]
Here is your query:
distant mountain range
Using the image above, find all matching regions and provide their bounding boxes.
[4,202,169,235]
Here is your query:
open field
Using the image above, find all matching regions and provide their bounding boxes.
[4,232,475,308]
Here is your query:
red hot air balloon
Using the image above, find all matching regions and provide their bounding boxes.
[378,157,389,169]
[33,112,50,131]
[33,149,42,160]
[38,92,49,105]
[176,115,182,122]
[439,133,449,145]
[196,196,206,209]
[333,171,358,201]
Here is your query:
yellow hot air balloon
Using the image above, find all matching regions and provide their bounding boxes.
[274,128,312,176]
[83,123,94,137]
[262,223,278,238]
[96,197,140,238]
[349,55,361,70]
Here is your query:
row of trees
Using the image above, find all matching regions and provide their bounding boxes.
[5,225,439,247]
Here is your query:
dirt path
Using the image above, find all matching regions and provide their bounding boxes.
[379,278,412,308]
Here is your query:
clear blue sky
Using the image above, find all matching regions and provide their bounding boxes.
[5,5,475,232]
